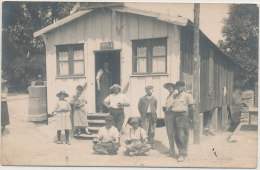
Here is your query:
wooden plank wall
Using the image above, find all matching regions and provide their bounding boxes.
[180,26,235,114]
[126,14,180,118]
[45,8,181,117]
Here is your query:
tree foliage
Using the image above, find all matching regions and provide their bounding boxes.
[219,4,259,90]
[2,2,75,92]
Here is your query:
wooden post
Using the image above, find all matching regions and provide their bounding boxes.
[193,3,200,144]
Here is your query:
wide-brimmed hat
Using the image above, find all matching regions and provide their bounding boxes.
[145,85,154,90]
[110,84,121,92]
[56,90,69,98]
[163,83,175,89]
[176,81,185,87]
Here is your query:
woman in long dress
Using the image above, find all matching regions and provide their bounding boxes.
[70,84,91,136]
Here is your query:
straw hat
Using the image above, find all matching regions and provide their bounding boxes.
[163,83,175,90]
[56,90,69,98]
[110,84,121,92]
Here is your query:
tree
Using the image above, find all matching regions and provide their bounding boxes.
[219,4,259,90]
[2,2,75,92]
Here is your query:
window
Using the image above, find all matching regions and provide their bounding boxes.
[56,44,85,76]
[132,38,167,74]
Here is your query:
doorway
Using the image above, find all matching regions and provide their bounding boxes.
[95,50,121,112]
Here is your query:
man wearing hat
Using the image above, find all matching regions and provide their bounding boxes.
[125,117,151,156]
[163,82,178,158]
[138,85,157,149]
[93,116,120,155]
[172,81,195,162]
[103,84,130,132]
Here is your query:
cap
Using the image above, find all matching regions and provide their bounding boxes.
[145,85,154,90]
[105,116,113,122]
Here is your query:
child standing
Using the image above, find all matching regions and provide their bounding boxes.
[53,90,72,145]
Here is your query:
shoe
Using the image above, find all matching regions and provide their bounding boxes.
[167,151,177,158]
[177,156,185,162]
[66,140,71,145]
[208,131,215,136]
[86,131,92,135]
[56,140,63,144]
[128,151,135,156]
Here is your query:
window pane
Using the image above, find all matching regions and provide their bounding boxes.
[153,45,166,56]
[152,57,166,73]
[73,61,84,75]
[58,50,69,61]
[137,58,147,73]
[137,47,147,57]
[59,62,69,75]
[73,49,84,60]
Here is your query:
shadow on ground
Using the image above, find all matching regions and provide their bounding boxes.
[154,140,169,155]
[240,125,258,131]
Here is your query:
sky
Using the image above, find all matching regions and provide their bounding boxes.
[125,3,230,45]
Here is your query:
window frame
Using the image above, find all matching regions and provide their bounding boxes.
[132,37,167,75]
[56,44,85,77]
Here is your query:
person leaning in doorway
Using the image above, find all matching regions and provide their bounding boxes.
[103,84,130,132]
[138,85,157,149]
[96,62,112,113]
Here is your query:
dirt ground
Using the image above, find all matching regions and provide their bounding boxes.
[1,95,258,168]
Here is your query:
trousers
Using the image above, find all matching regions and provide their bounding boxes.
[141,113,156,144]
[109,108,125,131]
[165,111,189,156]
[93,142,119,155]
[126,140,151,155]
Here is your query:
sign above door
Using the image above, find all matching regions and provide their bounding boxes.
[100,42,114,50]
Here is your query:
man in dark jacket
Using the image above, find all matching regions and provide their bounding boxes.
[138,85,157,149]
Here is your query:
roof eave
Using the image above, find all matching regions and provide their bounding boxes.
[33,9,92,38]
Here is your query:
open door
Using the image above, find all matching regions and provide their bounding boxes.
[95,50,120,113]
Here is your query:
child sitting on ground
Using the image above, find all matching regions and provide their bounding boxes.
[125,117,151,156]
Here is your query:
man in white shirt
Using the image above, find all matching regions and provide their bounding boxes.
[93,116,120,155]
[103,84,130,132]
[125,118,151,156]
[96,62,112,113]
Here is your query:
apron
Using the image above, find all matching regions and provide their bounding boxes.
[99,69,112,106]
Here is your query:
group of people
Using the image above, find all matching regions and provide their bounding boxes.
[91,81,195,162]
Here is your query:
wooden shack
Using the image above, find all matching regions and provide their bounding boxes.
[34,3,235,131]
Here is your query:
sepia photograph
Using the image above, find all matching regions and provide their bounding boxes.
[1,1,259,168]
